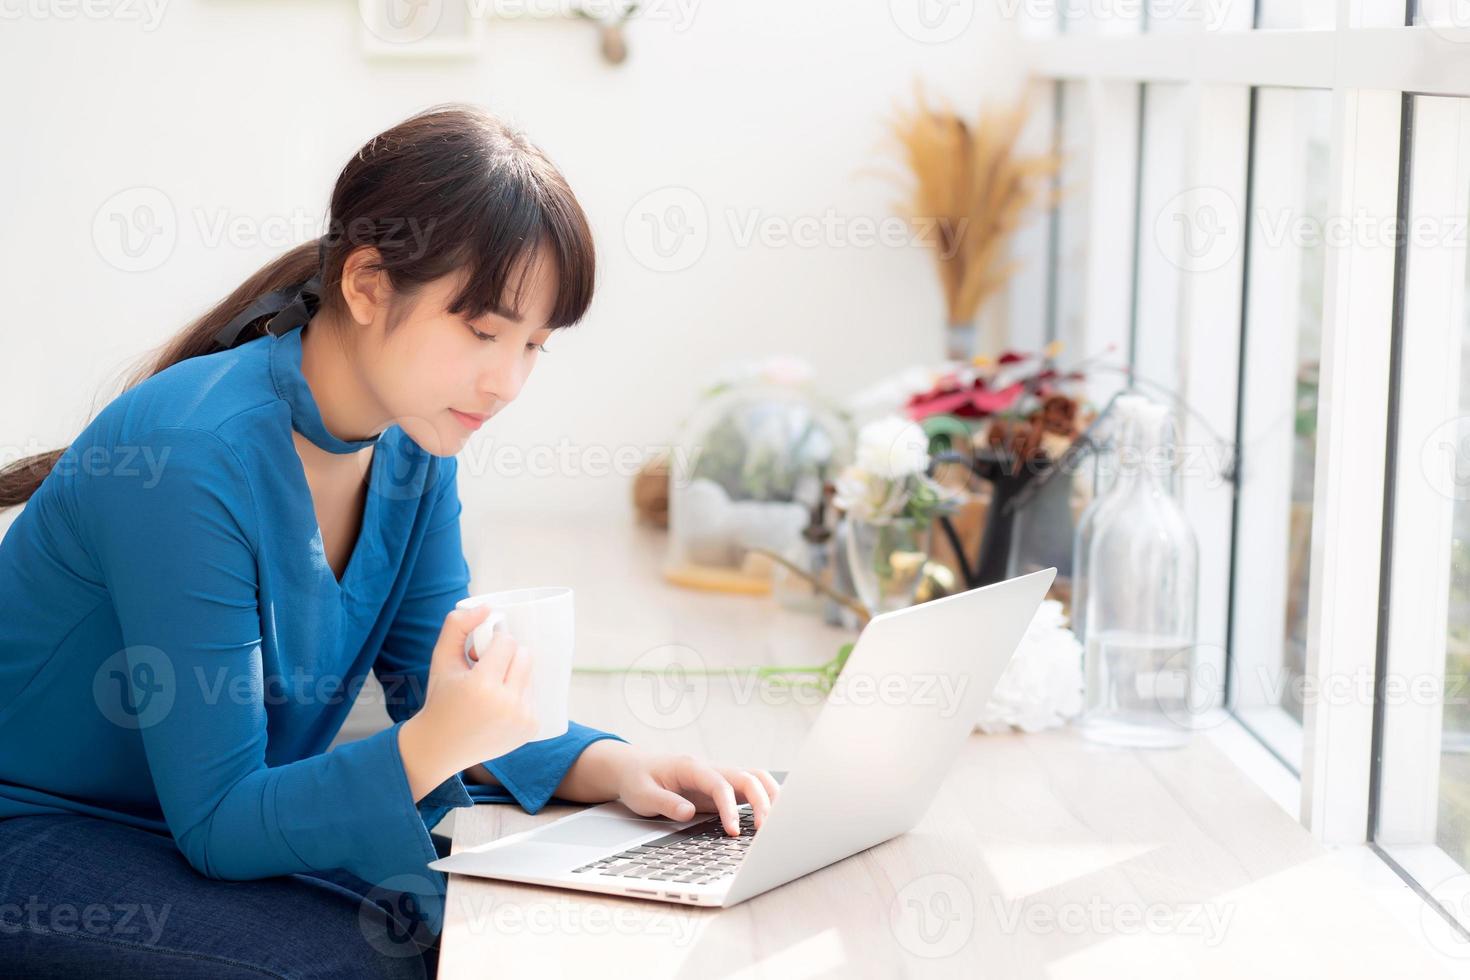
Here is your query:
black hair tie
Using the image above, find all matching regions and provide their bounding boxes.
[211,273,324,352]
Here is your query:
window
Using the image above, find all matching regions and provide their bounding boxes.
[1257,0,1336,29]
[1049,78,1140,409]
[1020,0,1470,938]
[1051,80,1094,359]
[1230,87,1333,768]
[1131,82,1191,399]
[1376,93,1470,933]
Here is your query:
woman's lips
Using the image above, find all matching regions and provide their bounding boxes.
[449,408,488,431]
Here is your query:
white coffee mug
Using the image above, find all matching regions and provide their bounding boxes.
[455,586,574,742]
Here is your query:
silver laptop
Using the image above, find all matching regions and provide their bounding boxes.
[430,566,1056,907]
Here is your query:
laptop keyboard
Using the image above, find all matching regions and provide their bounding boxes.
[569,805,758,885]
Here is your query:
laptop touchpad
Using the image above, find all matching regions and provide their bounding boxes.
[530,815,676,848]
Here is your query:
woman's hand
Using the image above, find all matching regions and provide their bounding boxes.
[399,605,539,800]
[610,749,782,837]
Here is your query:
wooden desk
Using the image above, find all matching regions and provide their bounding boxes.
[440,517,1451,978]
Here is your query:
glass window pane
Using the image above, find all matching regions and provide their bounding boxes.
[1132,83,1191,399]
[1255,0,1335,28]
[1438,243,1470,867]
[1049,79,1141,411]
[1229,87,1332,768]
[1053,80,1092,355]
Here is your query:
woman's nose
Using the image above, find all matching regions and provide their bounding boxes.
[477,355,527,405]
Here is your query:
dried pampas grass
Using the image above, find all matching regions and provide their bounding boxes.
[883,82,1062,329]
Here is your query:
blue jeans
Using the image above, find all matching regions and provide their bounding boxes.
[0,813,453,979]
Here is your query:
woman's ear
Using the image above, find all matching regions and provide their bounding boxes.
[338,246,391,328]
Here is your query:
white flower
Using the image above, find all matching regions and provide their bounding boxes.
[974,599,1084,734]
[854,416,931,480]
[832,465,909,523]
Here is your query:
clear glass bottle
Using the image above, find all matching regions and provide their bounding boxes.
[1080,400,1200,748]
[1069,394,1144,647]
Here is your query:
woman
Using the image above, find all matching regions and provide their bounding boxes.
[0,104,779,979]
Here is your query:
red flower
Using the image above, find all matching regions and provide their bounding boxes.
[905,380,1025,420]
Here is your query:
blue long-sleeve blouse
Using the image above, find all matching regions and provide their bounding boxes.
[0,322,625,931]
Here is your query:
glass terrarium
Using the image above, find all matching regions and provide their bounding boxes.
[665,378,851,594]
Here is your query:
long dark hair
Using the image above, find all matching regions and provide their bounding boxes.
[0,103,596,509]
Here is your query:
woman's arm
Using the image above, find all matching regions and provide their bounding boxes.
[377,453,780,830]
[545,738,635,801]
[465,741,633,801]
[373,453,628,812]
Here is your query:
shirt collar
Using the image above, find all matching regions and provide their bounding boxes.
[268,325,380,455]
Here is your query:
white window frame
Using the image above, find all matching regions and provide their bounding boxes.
[1016,0,1469,862]
[1375,93,1470,931]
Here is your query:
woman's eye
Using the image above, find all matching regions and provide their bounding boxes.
[466,320,547,353]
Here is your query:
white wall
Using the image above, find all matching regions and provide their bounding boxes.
[0,1,1027,535]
